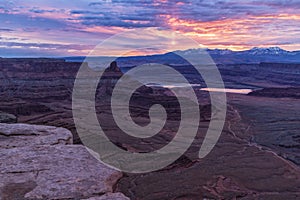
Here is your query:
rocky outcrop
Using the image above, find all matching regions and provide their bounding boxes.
[0,123,129,200]
[0,123,72,149]
[106,61,121,73]
[0,145,124,199]
[0,112,17,123]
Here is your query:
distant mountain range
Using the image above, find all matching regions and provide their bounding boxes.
[64,47,300,65]
[172,47,300,64]
[176,47,299,56]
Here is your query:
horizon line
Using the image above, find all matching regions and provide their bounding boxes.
[1,46,299,59]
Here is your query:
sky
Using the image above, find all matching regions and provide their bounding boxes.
[0,0,299,57]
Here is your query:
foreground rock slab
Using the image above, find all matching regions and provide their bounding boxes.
[0,145,123,200]
[0,123,128,199]
[0,123,73,149]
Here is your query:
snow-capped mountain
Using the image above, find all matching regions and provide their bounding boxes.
[65,47,300,64]
[175,47,296,56]
[174,48,234,56]
[170,47,300,64]
[245,47,292,55]
[207,49,234,55]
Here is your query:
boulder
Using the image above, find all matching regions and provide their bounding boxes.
[0,112,17,123]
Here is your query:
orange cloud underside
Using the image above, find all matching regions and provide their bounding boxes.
[165,14,300,51]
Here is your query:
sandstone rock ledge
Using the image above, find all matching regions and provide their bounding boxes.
[0,123,73,149]
[0,123,129,200]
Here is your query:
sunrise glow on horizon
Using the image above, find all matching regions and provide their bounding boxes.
[0,0,299,57]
